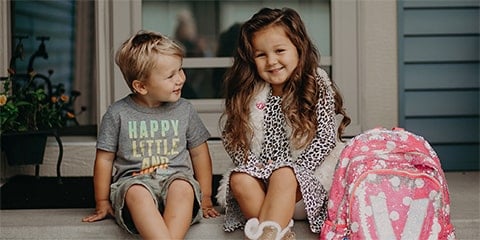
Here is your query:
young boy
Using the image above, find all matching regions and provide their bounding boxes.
[82,30,219,239]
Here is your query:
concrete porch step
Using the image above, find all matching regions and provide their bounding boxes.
[0,208,317,239]
[0,207,478,239]
[1,168,478,239]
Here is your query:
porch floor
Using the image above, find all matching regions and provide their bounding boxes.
[0,171,478,239]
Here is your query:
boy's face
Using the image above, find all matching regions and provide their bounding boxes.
[142,54,185,105]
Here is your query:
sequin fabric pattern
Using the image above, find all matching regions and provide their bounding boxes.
[320,128,456,240]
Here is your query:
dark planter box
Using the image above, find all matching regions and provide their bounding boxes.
[1,131,48,166]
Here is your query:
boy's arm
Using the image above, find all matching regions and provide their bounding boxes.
[190,142,220,218]
[82,149,115,222]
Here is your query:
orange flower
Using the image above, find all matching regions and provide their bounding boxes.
[1,67,85,132]
[60,95,69,102]
[0,94,7,106]
[66,112,75,119]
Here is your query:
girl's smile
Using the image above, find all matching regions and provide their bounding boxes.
[252,25,299,96]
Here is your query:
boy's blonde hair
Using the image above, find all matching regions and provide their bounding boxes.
[115,30,185,92]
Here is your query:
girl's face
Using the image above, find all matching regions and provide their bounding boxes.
[252,25,299,96]
[136,54,185,107]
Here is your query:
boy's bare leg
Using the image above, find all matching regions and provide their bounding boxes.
[125,184,170,240]
[230,172,265,218]
[163,179,195,239]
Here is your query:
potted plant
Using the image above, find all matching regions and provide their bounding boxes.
[0,68,79,166]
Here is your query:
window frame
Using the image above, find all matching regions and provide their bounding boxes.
[95,0,361,138]
[1,1,361,137]
[1,1,10,80]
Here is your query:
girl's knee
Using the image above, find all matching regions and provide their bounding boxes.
[272,167,295,177]
[271,167,296,182]
[230,172,264,194]
[270,167,298,190]
[230,172,255,188]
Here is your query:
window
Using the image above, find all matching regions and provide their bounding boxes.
[142,0,331,99]
[7,0,97,135]
[99,0,361,138]
[0,0,360,139]
[2,0,361,138]
[0,0,362,177]
[137,0,354,138]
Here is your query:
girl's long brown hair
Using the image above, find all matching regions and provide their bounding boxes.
[221,7,350,154]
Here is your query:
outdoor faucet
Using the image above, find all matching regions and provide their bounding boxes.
[28,36,50,73]
[9,35,29,71]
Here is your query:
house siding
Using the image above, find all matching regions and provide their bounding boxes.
[398,0,479,170]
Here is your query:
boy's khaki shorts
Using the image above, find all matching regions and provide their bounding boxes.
[110,170,202,234]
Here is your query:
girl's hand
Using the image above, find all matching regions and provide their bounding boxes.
[201,196,220,218]
[82,200,114,222]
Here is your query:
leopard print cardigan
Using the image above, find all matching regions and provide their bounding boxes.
[221,68,338,233]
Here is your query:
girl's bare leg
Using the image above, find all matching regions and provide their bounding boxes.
[259,167,298,228]
[163,179,195,239]
[230,172,266,219]
[125,184,170,240]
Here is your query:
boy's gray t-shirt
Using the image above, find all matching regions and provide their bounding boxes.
[97,96,210,182]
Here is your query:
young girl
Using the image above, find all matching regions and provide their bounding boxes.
[220,7,350,239]
[82,31,219,239]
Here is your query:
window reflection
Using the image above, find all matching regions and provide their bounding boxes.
[142,0,330,99]
[181,21,241,99]
[174,9,212,58]
[11,0,97,130]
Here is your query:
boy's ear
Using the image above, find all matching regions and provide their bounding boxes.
[132,79,147,95]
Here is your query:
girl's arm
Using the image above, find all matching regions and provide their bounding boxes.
[82,149,115,222]
[190,142,220,218]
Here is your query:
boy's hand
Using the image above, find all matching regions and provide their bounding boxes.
[201,196,220,218]
[82,200,114,222]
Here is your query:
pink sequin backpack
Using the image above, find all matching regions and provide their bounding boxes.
[320,128,456,240]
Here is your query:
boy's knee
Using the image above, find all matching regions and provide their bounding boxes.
[168,179,194,196]
[125,184,152,204]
